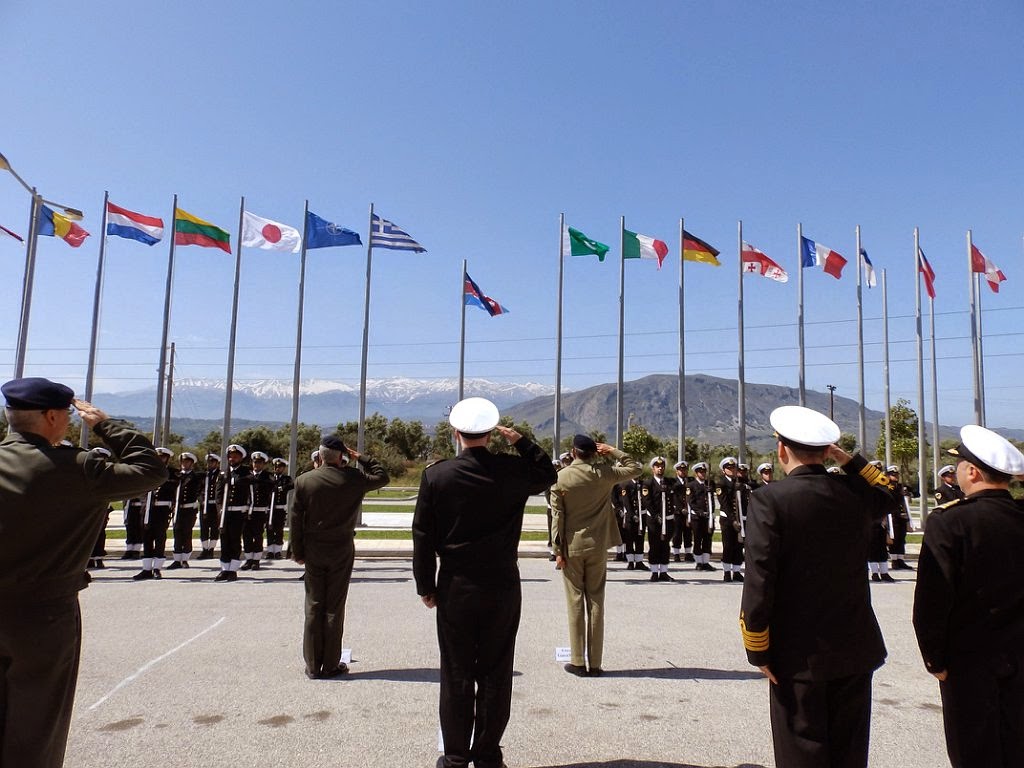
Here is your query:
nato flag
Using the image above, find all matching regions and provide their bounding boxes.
[305,211,361,249]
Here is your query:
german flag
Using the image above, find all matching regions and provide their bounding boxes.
[683,230,720,266]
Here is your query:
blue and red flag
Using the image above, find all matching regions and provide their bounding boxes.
[464,272,509,316]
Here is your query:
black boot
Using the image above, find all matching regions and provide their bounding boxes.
[724,572,733,582]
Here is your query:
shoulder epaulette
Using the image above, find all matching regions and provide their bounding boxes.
[858,462,892,489]
[932,498,962,513]
[424,458,448,469]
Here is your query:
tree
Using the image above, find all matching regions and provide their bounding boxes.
[386,418,430,460]
[429,420,456,459]
[876,398,919,478]
[837,433,857,454]
[622,425,658,462]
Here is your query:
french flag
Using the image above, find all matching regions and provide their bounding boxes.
[801,236,847,279]
[107,201,164,246]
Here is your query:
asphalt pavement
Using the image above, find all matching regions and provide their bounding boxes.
[64,551,944,768]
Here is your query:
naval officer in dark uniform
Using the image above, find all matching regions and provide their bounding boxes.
[934,463,965,505]
[913,425,1024,768]
[289,435,388,679]
[740,405,892,768]
[0,378,166,768]
[413,397,557,768]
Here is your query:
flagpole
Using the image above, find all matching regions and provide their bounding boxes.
[459,259,467,402]
[677,217,685,464]
[929,295,940,489]
[967,230,982,424]
[357,203,374,453]
[616,215,625,449]
[976,269,987,427]
[914,227,928,526]
[81,191,110,447]
[220,196,245,457]
[554,213,565,455]
[882,269,892,465]
[153,194,177,443]
[797,222,806,406]
[737,220,746,465]
[289,200,310,473]
[855,225,866,452]
[163,342,174,445]
[13,188,40,379]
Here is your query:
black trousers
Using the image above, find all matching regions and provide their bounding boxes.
[199,503,219,544]
[303,543,355,677]
[90,513,109,558]
[647,518,674,565]
[720,519,744,566]
[889,515,908,556]
[267,508,287,547]
[672,516,692,550]
[436,570,521,768]
[869,523,889,562]
[620,519,644,556]
[0,595,81,768]
[691,515,713,557]
[219,511,244,564]
[242,511,267,555]
[124,505,143,548]
[142,508,170,560]
[172,508,197,555]
[939,650,1024,768]
[769,671,873,768]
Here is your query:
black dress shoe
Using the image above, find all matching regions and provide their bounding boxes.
[684,553,695,562]
[251,560,260,571]
[673,553,681,562]
[871,573,881,582]
[880,573,896,583]
[564,663,588,677]
[627,562,636,570]
[732,573,744,583]
[196,549,211,560]
[152,570,162,579]
[166,561,183,570]
[94,559,105,569]
[132,570,153,581]
[181,560,189,568]
[650,572,659,582]
[705,562,717,571]
[214,571,235,582]
[724,572,733,582]
[634,561,649,571]
[588,667,603,677]
[615,552,626,562]
[274,552,283,560]
[321,663,349,678]
[658,572,674,582]
[548,554,557,562]
[239,560,254,571]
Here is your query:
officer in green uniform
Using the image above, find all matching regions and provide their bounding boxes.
[0,377,166,768]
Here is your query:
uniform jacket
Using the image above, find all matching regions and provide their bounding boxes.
[641,475,678,527]
[934,482,964,505]
[0,419,166,602]
[685,476,714,517]
[250,468,275,509]
[222,465,253,510]
[177,469,204,506]
[611,479,642,529]
[289,456,389,562]
[203,467,224,512]
[412,438,555,595]
[912,489,1024,673]
[740,455,891,680]
[550,449,642,558]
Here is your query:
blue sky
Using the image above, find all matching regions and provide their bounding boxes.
[1,0,1022,429]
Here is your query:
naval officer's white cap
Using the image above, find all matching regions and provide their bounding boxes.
[769,405,840,449]
[757,462,773,473]
[155,447,173,457]
[692,462,708,472]
[226,444,247,458]
[179,451,197,462]
[948,424,1024,477]
[650,456,667,468]
[938,464,956,476]
[673,459,688,470]
[449,397,500,436]
[719,457,738,470]
[251,451,269,462]
[886,465,899,474]
[206,453,220,462]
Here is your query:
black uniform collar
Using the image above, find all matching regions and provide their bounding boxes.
[784,464,828,476]
[964,487,1014,502]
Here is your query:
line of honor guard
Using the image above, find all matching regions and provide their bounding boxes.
[113,443,294,583]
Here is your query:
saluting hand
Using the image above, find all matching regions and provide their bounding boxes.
[595,443,615,456]
[494,425,521,444]
[73,399,108,428]
[346,447,361,462]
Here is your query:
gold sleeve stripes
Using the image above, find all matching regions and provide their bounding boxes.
[739,611,769,652]
[858,463,892,489]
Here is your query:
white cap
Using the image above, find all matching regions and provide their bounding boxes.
[938,464,956,476]
[673,460,688,470]
[559,452,572,463]
[770,405,840,448]
[692,462,708,472]
[949,424,1024,476]
[226,444,247,459]
[309,449,320,461]
[719,457,738,471]
[155,447,173,457]
[272,457,288,466]
[757,462,773,474]
[827,466,842,474]
[206,453,220,462]
[886,465,899,474]
[251,451,269,462]
[649,456,667,468]
[90,446,112,458]
[180,452,197,462]
[869,460,884,468]
[448,397,500,435]
[738,463,749,471]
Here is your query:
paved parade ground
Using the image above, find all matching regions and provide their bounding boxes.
[63,547,948,768]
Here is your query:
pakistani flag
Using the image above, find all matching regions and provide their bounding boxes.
[563,225,610,261]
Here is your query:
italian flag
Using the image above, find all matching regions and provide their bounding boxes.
[622,229,669,268]
[175,208,231,253]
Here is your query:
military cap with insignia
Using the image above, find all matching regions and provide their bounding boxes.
[1,377,74,410]
[938,464,955,477]
[757,462,773,474]
[692,462,709,472]
[251,451,269,462]
[719,456,738,470]
[226,443,247,458]
[206,453,220,462]
[948,424,1024,478]
[155,447,173,457]
[448,397,500,437]
[272,457,287,466]
[650,456,666,468]
[673,459,688,470]
[886,465,899,474]
[179,452,197,462]
[769,405,840,450]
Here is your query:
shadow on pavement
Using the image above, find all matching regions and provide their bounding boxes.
[346,667,440,683]
[529,762,767,768]
[597,667,763,681]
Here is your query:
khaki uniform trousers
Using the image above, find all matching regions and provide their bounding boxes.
[560,547,608,670]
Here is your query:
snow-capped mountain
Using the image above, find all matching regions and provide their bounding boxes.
[99,377,555,427]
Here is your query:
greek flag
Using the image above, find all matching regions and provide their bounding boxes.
[370,213,426,252]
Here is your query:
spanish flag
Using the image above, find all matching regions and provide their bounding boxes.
[38,205,89,248]
[683,230,720,266]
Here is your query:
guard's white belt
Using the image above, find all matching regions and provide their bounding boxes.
[273,504,287,509]
[226,505,249,512]
[251,506,269,512]
[153,501,172,507]
[179,502,199,509]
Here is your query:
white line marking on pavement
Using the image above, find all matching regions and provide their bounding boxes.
[87,616,227,711]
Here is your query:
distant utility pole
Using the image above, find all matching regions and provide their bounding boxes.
[827,385,837,421]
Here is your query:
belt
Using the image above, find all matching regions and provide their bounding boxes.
[251,506,269,512]
[273,505,287,510]
[226,505,249,512]
[179,502,199,509]
[153,501,172,507]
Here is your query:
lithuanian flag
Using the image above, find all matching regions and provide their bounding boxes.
[175,208,231,253]
[683,230,721,266]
